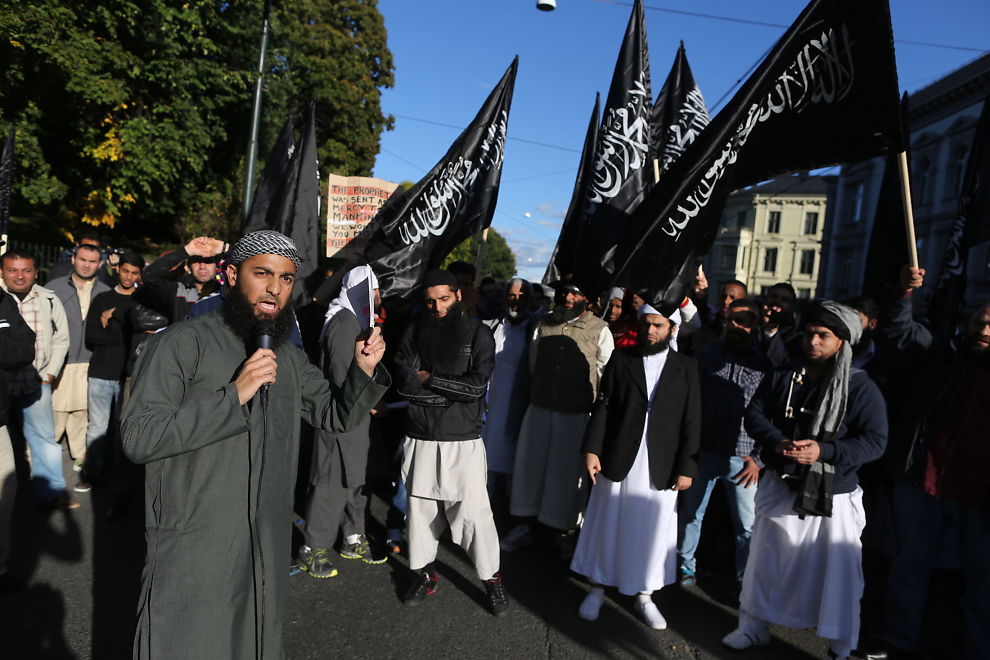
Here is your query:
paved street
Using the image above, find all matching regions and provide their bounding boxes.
[0,452,960,659]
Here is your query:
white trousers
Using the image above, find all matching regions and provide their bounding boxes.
[402,437,500,580]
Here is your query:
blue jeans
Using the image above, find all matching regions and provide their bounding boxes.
[677,450,757,582]
[84,378,121,475]
[10,385,65,500]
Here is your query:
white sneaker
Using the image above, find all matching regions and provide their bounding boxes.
[721,628,771,650]
[499,524,534,552]
[578,591,604,621]
[634,597,667,630]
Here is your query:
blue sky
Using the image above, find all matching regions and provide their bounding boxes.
[372,0,990,283]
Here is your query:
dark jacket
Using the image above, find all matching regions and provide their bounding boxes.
[0,291,37,426]
[142,248,215,324]
[395,316,495,442]
[744,365,888,495]
[85,289,136,380]
[881,293,990,511]
[582,347,701,490]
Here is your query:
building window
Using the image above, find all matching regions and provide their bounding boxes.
[799,250,815,275]
[848,182,865,222]
[763,248,778,273]
[721,246,738,270]
[767,211,781,234]
[760,285,772,296]
[797,288,811,300]
[917,158,931,205]
[736,210,747,230]
[803,211,819,235]
[953,145,968,196]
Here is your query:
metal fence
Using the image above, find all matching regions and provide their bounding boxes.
[6,240,68,280]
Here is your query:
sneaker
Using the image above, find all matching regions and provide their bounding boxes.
[73,461,84,473]
[339,535,387,565]
[578,590,605,621]
[297,545,338,579]
[403,568,439,606]
[721,628,771,650]
[499,525,534,552]
[40,493,81,511]
[74,477,92,493]
[483,573,510,617]
[678,567,696,586]
[385,528,404,555]
[634,596,667,630]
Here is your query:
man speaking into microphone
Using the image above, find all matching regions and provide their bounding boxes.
[122,230,389,659]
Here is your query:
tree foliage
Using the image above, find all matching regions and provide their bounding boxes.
[0,0,394,243]
[442,228,517,282]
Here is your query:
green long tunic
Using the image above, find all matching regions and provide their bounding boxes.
[121,313,389,659]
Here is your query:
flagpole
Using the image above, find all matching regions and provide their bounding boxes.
[242,0,272,222]
[474,228,489,284]
[896,150,920,269]
[653,159,660,184]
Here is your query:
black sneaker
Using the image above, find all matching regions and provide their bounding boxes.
[403,568,439,606]
[339,535,387,565]
[74,477,91,493]
[483,573,510,617]
[298,545,338,579]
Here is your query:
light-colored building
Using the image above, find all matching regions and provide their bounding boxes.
[703,175,836,304]
[818,53,990,309]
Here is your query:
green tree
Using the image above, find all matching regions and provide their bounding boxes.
[442,228,517,282]
[0,0,393,244]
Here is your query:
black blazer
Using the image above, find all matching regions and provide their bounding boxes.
[582,347,701,490]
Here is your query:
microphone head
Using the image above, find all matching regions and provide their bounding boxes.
[254,320,275,350]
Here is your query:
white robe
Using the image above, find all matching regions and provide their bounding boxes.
[740,471,866,650]
[482,318,528,474]
[570,350,679,595]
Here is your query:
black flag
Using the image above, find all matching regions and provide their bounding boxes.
[862,92,911,300]
[573,0,651,295]
[609,0,903,308]
[243,116,297,234]
[649,42,711,177]
[928,96,990,337]
[543,94,600,286]
[244,103,320,295]
[0,127,13,250]
[362,58,517,301]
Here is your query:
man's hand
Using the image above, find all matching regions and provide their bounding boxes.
[100,307,116,329]
[235,349,277,406]
[184,236,209,257]
[693,265,709,296]
[899,265,926,292]
[733,456,762,488]
[354,326,386,377]
[585,453,602,485]
[672,475,693,491]
[782,439,821,465]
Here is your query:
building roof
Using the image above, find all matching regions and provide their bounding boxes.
[732,174,837,198]
[910,52,990,127]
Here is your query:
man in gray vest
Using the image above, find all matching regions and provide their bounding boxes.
[504,281,614,554]
[48,243,111,482]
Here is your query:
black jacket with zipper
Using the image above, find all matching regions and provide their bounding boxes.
[395,316,495,442]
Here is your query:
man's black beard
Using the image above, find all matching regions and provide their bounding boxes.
[545,301,587,326]
[416,302,471,373]
[639,335,671,355]
[221,285,295,351]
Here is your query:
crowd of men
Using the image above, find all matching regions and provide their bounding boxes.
[0,229,987,659]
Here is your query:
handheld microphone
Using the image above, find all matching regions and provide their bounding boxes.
[254,320,275,408]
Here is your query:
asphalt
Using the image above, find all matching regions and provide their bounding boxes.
[0,450,962,659]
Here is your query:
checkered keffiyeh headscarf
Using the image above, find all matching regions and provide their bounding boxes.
[230,230,302,268]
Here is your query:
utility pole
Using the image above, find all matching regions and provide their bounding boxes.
[242,0,272,223]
